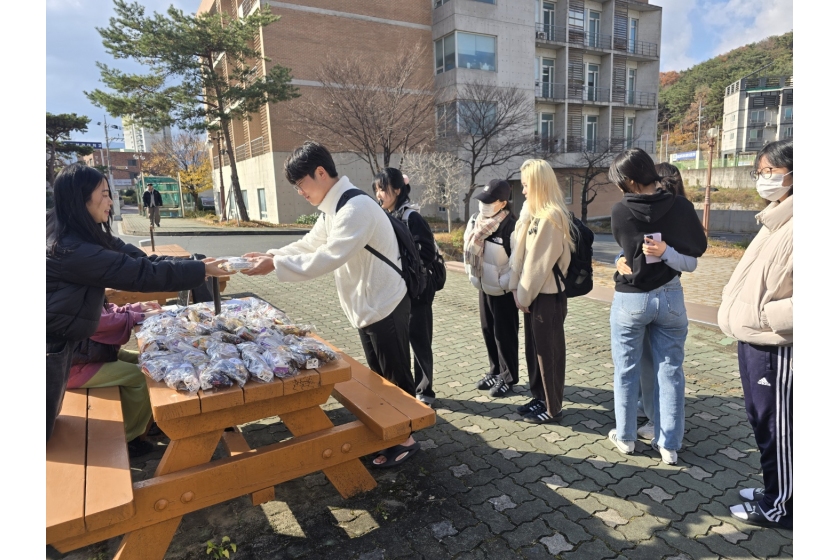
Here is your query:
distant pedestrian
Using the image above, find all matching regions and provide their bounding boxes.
[607,148,707,465]
[143,182,162,227]
[464,179,519,398]
[508,159,576,424]
[374,169,438,406]
[719,139,793,530]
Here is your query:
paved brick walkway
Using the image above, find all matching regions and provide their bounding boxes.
[53,270,791,560]
[593,256,740,308]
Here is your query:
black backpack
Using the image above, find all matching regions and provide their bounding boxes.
[553,214,594,298]
[401,208,447,294]
[335,189,427,300]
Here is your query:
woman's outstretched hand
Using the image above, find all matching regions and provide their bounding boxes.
[202,258,234,277]
[242,256,275,276]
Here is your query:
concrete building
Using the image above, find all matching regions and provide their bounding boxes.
[81,149,151,190]
[721,74,793,162]
[121,116,172,153]
[199,0,661,223]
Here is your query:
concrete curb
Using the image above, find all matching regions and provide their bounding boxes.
[121,228,310,237]
[444,261,720,328]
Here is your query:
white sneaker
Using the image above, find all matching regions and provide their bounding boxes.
[651,441,678,465]
[608,429,635,454]
[637,421,655,440]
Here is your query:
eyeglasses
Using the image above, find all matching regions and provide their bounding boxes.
[293,178,306,194]
[749,167,785,181]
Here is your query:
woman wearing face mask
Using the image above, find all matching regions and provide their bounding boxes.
[718,139,793,530]
[464,179,519,398]
[507,160,577,424]
[607,149,707,464]
[373,169,438,406]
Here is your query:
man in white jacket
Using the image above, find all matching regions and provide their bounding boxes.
[243,141,418,468]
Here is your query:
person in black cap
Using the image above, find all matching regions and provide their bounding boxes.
[464,179,519,398]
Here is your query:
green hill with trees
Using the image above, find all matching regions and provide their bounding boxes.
[658,32,792,150]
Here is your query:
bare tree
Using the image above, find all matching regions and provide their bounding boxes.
[401,150,465,232]
[438,79,553,223]
[291,42,436,177]
[146,131,212,206]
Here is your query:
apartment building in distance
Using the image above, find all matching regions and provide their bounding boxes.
[721,74,793,162]
[120,117,172,153]
[200,0,661,223]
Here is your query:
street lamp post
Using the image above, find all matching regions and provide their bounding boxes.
[703,127,719,235]
[96,116,122,221]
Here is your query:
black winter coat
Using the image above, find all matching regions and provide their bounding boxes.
[143,189,163,208]
[46,233,205,442]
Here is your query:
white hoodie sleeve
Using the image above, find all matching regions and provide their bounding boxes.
[272,200,374,282]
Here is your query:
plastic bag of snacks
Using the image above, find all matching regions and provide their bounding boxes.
[163,362,201,394]
[210,330,244,345]
[286,336,338,365]
[218,257,257,273]
[206,341,240,361]
[274,324,315,337]
[197,362,233,391]
[262,348,298,377]
[241,349,274,383]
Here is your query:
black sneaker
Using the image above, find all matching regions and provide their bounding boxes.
[127,439,156,458]
[516,398,543,415]
[488,378,512,398]
[522,401,562,424]
[476,374,496,390]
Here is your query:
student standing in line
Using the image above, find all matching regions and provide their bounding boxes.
[615,163,699,439]
[464,179,519,398]
[243,142,419,468]
[719,139,793,530]
[507,159,576,424]
[373,169,438,406]
[607,148,707,465]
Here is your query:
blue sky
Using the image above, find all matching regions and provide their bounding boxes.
[46,0,792,144]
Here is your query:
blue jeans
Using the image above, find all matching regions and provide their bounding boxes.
[610,276,688,451]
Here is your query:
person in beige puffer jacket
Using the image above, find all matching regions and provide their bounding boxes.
[719,139,793,531]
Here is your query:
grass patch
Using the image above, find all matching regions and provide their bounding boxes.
[705,238,749,258]
[685,187,766,208]
[435,228,465,261]
[585,218,612,234]
[194,216,312,229]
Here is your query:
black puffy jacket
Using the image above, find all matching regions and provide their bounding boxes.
[46,234,206,342]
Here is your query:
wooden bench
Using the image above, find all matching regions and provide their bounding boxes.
[47,343,435,559]
[46,388,134,544]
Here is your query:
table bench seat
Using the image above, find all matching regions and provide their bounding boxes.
[46,387,134,544]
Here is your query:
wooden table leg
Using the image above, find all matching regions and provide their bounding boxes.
[281,407,377,498]
[114,430,223,560]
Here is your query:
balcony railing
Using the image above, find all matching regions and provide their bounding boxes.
[781,115,793,124]
[622,90,657,107]
[568,31,612,50]
[534,23,566,43]
[626,39,658,57]
[565,136,612,153]
[567,85,611,103]
[746,140,768,150]
[534,136,561,154]
[630,140,655,153]
[535,81,566,100]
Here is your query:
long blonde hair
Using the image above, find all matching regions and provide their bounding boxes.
[519,159,577,250]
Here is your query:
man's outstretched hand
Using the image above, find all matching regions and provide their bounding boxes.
[242,255,275,276]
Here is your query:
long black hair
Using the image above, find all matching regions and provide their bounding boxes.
[372,168,410,210]
[654,162,686,197]
[47,163,115,255]
[608,148,663,194]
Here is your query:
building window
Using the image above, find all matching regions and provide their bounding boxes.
[750,109,765,123]
[783,126,793,139]
[436,32,496,73]
[436,102,456,137]
[783,106,793,121]
[437,101,496,136]
[568,5,584,28]
[749,129,763,140]
[257,188,268,220]
[434,0,450,6]
[625,116,635,149]
[434,34,456,74]
[127,158,137,166]
[731,113,736,123]
[729,132,734,140]
[565,177,574,205]
[240,190,249,213]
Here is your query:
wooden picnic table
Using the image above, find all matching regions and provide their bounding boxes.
[47,337,435,559]
[105,244,229,306]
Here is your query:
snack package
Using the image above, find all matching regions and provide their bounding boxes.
[210,330,244,345]
[241,349,274,383]
[233,326,259,341]
[206,341,240,361]
[274,324,315,337]
[213,315,245,334]
[198,362,234,391]
[262,348,298,377]
[286,336,338,365]
[163,362,200,394]
[218,257,256,273]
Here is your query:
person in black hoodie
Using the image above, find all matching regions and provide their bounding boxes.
[373,169,438,407]
[606,149,707,465]
[46,163,231,442]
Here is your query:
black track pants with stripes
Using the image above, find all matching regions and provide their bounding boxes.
[738,342,793,529]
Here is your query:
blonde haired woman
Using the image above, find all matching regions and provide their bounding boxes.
[507,159,576,424]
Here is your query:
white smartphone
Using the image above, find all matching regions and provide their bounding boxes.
[644,232,662,264]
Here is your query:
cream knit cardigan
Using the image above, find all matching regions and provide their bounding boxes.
[506,206,573,308]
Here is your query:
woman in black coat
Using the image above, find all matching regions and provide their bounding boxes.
[46,163,231,442]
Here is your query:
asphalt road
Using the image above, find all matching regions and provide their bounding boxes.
[116,232,305,258]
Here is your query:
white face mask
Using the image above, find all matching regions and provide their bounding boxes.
[478,201,501,217]
[755,171,792,202]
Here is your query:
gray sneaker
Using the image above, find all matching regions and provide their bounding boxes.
[608,429,635,454]
[637,421,655,440]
